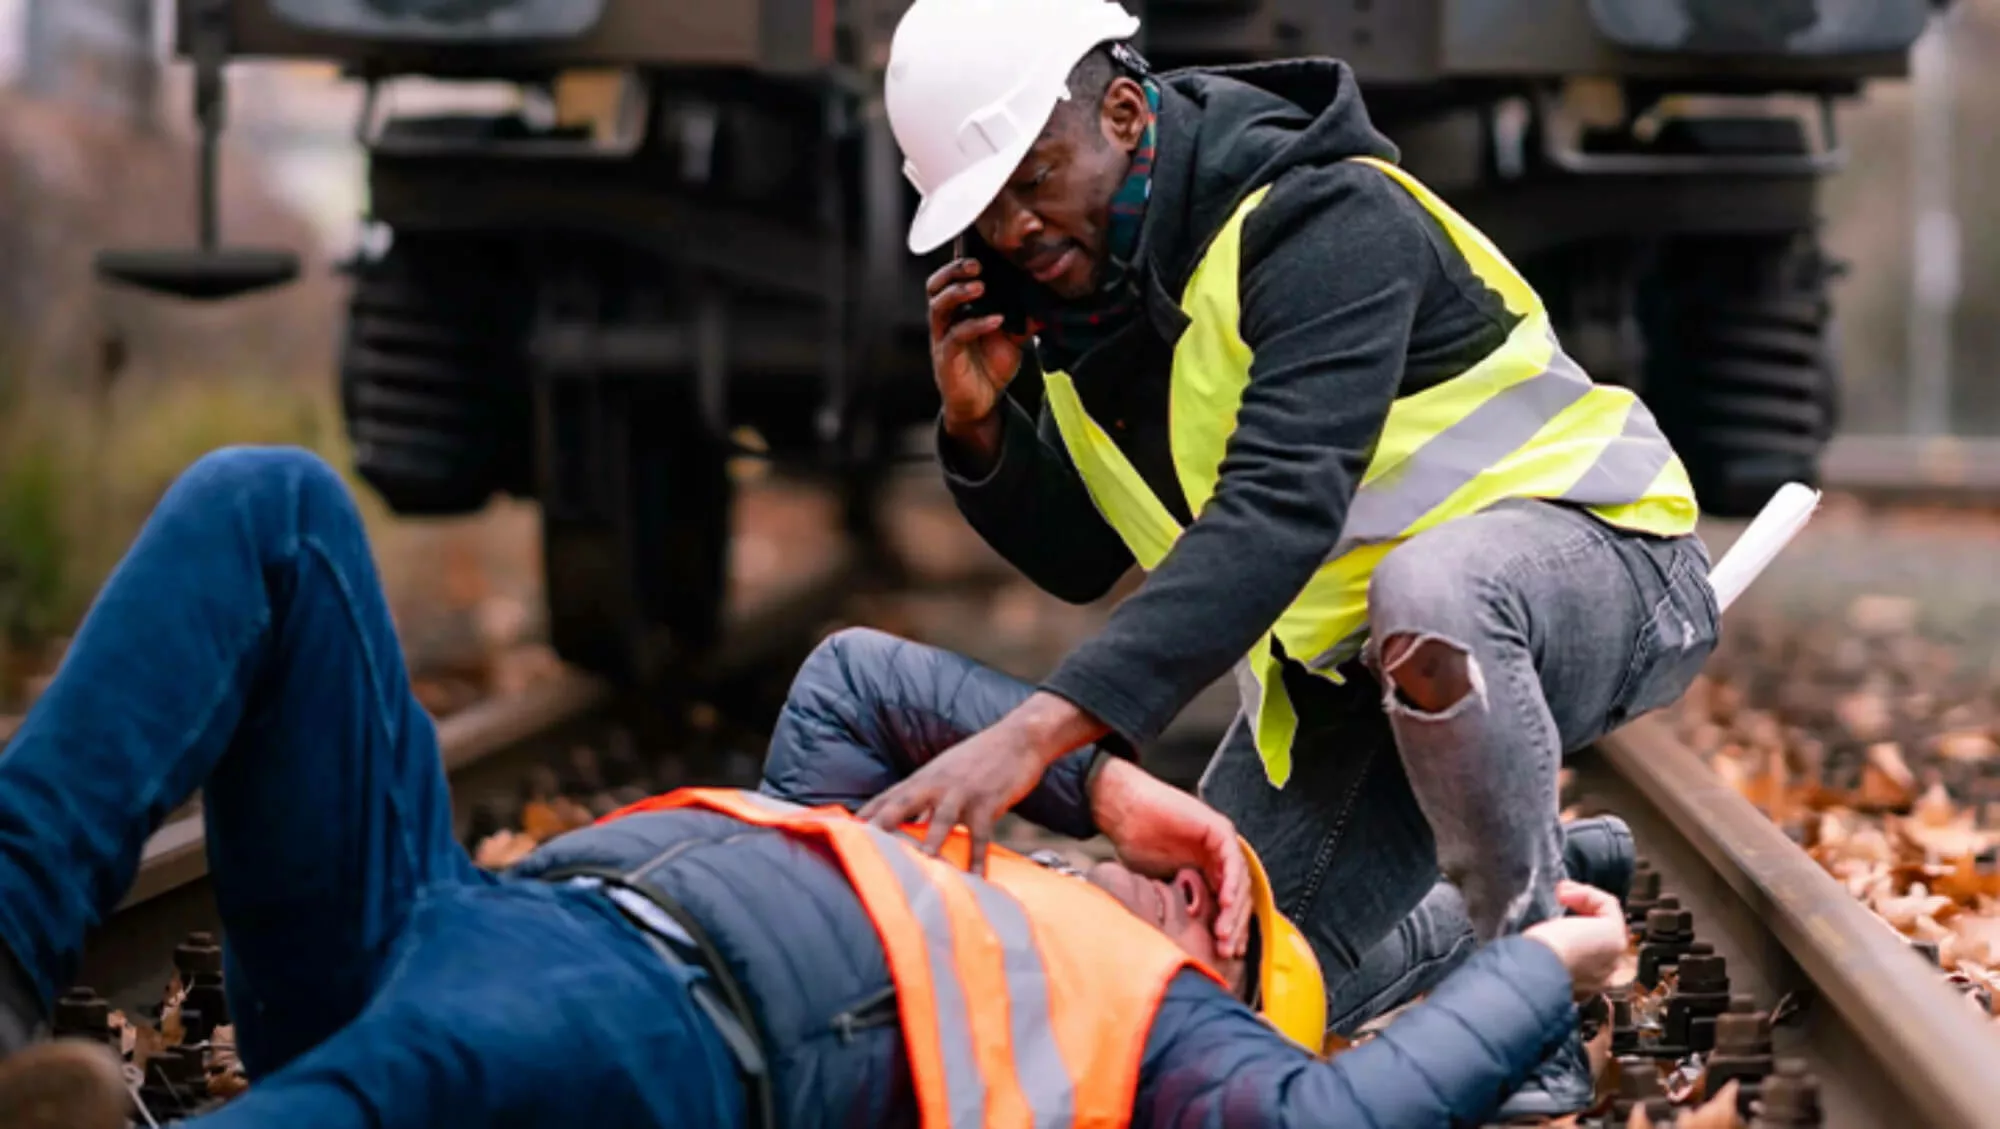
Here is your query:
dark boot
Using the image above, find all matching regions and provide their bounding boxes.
[1490,1024,1597,1122]
[0,948,130,1129]
[1561,814,1635,906]
[1486,816,1636,1122]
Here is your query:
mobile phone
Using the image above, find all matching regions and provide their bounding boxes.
[952,234,1030,336]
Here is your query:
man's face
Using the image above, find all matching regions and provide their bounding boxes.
[1085,860,1249,997]
[971,76,1151,301]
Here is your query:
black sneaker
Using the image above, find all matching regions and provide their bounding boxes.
[1560,815,1635,906]
[1490,1024,1596,1123]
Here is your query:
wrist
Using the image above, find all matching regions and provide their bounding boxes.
[1082,747,1114,797]
[1011,691,1108,767]
[1087,755,1142,832]
[942,408,1003,455]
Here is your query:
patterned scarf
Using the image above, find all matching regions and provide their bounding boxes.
[1028,76,1162,369]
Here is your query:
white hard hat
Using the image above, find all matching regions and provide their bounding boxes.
[886,0,1142,254]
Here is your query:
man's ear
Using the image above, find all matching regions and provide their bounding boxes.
[1100,76,1150,153]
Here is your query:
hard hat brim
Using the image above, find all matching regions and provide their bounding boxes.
[1238,835,1328,1053]
[906,145,1028,255]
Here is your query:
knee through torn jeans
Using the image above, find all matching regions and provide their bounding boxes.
[1202,498,1718,1032]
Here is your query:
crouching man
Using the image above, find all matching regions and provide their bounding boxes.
[0,447,1629,1129]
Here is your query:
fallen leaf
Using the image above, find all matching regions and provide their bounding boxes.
[130,1017,165,1074]
[1854,744,1916,812]
[1847,594,1918,638]
[160,1001,184,1047]
[1893,800,2000,860]
[1654,1058,1694,1103]
[1914,783,1959,827]
[1872,885,1957,932]
[1950,914,2000,966]
[549,796,596,834]
[109,1010,135,1058]
[1836,692,1895,743]
[520,801,567,842]
[474,596,531,651]
[1935,730,1998,763]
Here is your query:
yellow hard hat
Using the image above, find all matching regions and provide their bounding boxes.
[1241,836,1328,1053]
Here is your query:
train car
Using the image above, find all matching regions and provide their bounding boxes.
[97,0,1946,683]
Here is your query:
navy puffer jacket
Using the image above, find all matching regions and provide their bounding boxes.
[514,628,1577,1129]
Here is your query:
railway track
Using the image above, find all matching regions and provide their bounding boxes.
[1569,717,2000,1129]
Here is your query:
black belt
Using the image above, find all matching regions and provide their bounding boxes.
[539,865,777,1129]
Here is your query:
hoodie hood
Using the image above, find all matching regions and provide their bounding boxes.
[1139,58,1399,294]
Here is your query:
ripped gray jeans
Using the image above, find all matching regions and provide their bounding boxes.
[1199,498,1719,1034]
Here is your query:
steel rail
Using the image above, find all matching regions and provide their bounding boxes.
[1574,714,2000,1129]
[1818,434,2000,505]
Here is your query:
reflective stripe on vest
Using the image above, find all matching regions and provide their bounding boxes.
[596,788,1219,1129]
[1044,155,1699,787]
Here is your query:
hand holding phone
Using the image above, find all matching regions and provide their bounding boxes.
[927,236,1027,459]
[948,235,1030,335]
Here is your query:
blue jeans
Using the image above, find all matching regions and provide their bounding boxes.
[1201,498,1719,1034]
[0,447,743,1129]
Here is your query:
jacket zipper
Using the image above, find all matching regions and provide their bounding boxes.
[830,985,899,1044]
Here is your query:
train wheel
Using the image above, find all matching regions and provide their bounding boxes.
[338,229,534,516]
[1637,231,1841,519]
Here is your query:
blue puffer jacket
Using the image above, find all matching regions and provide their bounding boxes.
[514,628,1577,1129]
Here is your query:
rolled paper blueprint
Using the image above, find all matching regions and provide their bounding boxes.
[1705,481,1823,615]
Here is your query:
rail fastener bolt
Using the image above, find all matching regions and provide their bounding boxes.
[1705,996,1775,1119]
[1610,991,1640,1056]
[1610,1054,1676,1126]
[1626,866,1663,928]
[174,930,231,1039]
[1638,908,1697,989]
[1749,1059,1823,1128]
[52,986,114,1047]
[1662,953,1732,1056]
[139,1045,208,1117]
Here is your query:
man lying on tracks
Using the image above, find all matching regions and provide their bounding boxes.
[0,447,1632,1129]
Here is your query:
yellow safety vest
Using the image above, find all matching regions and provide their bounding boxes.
[1043,156,1700,788]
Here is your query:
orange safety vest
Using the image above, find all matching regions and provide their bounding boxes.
[598,787,1225,1129]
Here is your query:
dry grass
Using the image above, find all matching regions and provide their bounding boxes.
[0,371,406,708]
